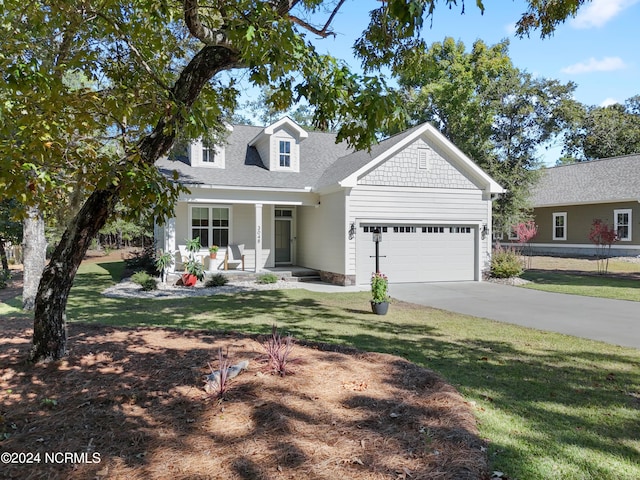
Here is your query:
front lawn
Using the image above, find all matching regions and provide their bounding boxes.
[3,261,639,480]
[521,271,640,301]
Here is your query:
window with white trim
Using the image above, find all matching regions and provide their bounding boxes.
[190,206,229,247]
[553,212,567,240]
[202,141,215,163]
[279,140,291,167]
[614,209,632,241]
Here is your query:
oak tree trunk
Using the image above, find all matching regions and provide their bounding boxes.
[30,45,240,362]
[22,206,47,311]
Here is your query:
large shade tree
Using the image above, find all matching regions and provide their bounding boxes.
[391,37,578,232]
[560,96,640,162]
[0,0,593,362]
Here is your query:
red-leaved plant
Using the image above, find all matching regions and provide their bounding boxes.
[514,220,538,269]
[263,324,295,377]
[588,219,618,274]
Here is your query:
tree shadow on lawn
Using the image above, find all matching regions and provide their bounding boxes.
[0,320,487,480]
[336,330,640,479]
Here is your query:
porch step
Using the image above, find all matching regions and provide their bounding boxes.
[287,274,322,283]
[268,268,321,283]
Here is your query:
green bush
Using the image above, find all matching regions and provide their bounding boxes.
[140,278,158,291]
[256,273,279,284]
[125,246,159,276]
[131,270,151,284]
[131,271,158,290]
[490,246,523,278]
[205,274,229,288]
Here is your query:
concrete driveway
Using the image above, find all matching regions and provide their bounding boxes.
[390,282,640,350]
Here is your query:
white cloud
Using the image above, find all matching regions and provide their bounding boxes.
[600,98,620,107]
[504,22,517,35]
[572,0,640,29]
[561,57,627,74]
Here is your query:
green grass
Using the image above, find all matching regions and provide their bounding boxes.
[521,271,640,301]
[3,261,639,479]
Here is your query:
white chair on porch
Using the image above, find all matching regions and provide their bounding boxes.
[224,244,245,271]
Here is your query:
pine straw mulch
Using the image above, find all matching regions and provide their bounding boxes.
[0,317,489,480]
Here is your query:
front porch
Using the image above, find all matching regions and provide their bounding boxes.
[168,266,322,284]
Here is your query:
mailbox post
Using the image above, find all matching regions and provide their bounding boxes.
[372,227,382,273]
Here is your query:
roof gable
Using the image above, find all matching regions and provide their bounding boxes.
[319,122,503,194]
[248,116,308,146]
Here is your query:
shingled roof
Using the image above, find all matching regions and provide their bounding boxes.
[156,121,503,193]
[531,154,640,207]
[155,124,353,190]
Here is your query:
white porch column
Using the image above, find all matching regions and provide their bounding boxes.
[166,217,177,272]
[255,203,263,272]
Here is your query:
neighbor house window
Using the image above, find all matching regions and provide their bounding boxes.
[614,209,632,241]
[190,206,230,247]
[202,142,215,163]
[553,212,567,240]
[279,140,291,167]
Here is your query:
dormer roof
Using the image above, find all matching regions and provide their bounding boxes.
[248,116,308,147]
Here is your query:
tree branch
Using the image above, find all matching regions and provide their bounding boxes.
[289,0,346,38]
[183,0,235,48]
[91,10,171,92]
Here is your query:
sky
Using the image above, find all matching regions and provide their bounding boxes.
[237,0,640,164]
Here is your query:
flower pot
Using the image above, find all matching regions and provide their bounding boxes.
[181,273,198,287]
[370,301,389,315]
[209,253,217,259]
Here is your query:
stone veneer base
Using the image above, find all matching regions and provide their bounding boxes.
[319,271,357,286]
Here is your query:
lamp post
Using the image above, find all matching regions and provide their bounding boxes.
[372,227,382,273]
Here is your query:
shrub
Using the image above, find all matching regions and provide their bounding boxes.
[131,271,158,290]
[257,273,279,284]
[125,245,158,275]
[140,278,158,291]
[490,245,523,278]
[262,324,295,376]
[205,273,229,288]
[131,270,151,284]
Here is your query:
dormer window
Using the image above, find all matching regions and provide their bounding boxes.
[202,142,215,163]
[279,140,291,167]
[248,117,308,173]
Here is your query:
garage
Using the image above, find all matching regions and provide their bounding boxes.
[356,223,477,284]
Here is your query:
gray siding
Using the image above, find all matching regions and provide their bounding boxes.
[359,138,476,189]
[347,186,491,276]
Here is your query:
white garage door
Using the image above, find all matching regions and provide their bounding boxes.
[356,223,476,284]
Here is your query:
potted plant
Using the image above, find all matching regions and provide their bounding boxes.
[209,245,219,259]
[182,237,204,286]
[370,272,390,315]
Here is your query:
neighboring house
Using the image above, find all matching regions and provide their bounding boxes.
[155,117,504,285]
[527,154,640,257]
